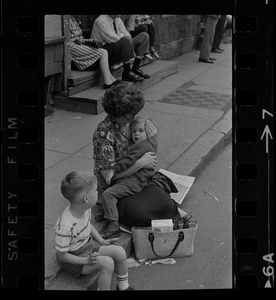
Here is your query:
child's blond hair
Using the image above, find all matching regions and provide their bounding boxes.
[60,171,97,203]
[131,115,150,127]
[131,116,158,151]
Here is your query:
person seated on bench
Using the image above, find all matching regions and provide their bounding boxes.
[69,15,120,89]
[90,15,151,82]
[124,15,159,60]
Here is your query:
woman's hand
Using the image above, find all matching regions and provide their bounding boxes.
[145,120,158,137]
[75,37,84,45]
[145,120,158,148]
[138,151,157,170]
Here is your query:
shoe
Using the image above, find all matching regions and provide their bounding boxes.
[101,221,121,239]
[208,56,217,61]
[113,79,121,85]
[93,203,104,222]
[132,68,151,79]
[122,71,144,82]
[144,53,154,60]
[211,48,223,53]
[117,285,135,291]
[103,80,122,89]
[151,50,159,59]
[94,210,104,222]
[198,57,214,64]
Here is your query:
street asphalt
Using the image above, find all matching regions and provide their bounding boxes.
[45,42,232,287]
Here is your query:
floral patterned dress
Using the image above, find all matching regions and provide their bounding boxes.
[93,115,133,195]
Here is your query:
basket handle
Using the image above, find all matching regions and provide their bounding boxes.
[148,231,184,258]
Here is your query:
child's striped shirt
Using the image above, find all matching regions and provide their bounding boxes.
[55,206,92,253]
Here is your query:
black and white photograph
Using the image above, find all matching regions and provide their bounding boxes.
[44,14,233,290]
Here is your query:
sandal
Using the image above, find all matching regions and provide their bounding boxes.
[144,53,154,60]
[151,50,159,59]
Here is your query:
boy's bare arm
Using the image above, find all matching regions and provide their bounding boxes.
[90,224,105,244]
[57,251,93,265]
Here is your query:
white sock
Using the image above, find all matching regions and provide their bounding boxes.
[116,273,129,290]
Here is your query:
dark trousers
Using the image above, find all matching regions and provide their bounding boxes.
[199,16,218,59]
[212,15,227,49]
[104,33,149,65]
[103,36,134,65]
[130,23,155,48]
[102,176,146,221]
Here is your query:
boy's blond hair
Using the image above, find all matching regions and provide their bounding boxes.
[60,171,97,203]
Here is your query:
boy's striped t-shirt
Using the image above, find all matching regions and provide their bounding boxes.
[55,206,92,252]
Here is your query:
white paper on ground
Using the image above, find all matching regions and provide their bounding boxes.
[159,169,195,205]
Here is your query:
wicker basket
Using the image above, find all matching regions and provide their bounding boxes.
[132,223,198,260]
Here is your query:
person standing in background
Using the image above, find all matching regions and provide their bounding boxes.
[199,15,220,64]
[212,15,227,53]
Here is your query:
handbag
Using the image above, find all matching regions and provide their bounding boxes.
[131,223,198,260]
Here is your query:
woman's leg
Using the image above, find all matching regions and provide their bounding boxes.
[82,255,114,290]
[99,49,116,85]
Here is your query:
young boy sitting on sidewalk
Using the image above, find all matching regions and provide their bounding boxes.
[54,171,134,290]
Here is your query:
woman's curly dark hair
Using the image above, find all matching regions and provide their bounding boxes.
[101,83,145,118]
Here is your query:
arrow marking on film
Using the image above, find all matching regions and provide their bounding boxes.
[262,109,273,119]
[261,125,273,154]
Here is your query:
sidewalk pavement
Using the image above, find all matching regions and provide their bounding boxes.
[45,43,232,282]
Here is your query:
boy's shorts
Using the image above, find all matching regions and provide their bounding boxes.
[58,237,101,278]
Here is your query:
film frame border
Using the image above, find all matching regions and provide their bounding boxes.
[233,1,274,288]
[1,0,274,290]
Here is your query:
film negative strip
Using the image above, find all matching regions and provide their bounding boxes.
[1,0,274,290]
[234,0,274,289]
[2,6,44,289]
